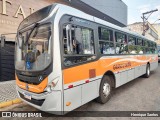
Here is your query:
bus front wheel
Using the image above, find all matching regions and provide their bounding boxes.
[96,76,112,104]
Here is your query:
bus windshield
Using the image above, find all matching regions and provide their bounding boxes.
[15,24,52,71]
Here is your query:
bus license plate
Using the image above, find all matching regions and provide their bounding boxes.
[24,93,31,100]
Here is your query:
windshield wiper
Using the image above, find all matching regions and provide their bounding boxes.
[25,23,39,45]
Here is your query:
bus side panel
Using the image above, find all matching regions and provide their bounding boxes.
[63,79,100,112]
[150,61,158,71]
[115,73,121,87]
[135,66,142,78]
[41,91,62,112]
[120,71,128,84]
[81,80,99,105]
[64,86,81,111]
[127,68,135,82]
[115,68,135,88]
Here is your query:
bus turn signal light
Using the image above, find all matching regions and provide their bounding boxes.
[66,102,71,106]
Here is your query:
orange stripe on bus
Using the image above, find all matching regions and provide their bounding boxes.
[63,56,155,85]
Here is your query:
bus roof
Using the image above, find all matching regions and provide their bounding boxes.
[53,4,155,42]
[20,3,156,43]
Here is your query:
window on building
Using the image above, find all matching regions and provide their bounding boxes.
[98,27,115,54]
[63,24,96,66]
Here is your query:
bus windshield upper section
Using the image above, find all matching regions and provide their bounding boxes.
[15,24,52,71]
[18,4,53,30]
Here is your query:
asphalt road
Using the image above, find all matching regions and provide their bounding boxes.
[2,63,160,120]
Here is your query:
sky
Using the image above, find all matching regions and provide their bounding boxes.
[123,0,160,24]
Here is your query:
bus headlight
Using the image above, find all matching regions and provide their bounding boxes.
[45,77,59,93]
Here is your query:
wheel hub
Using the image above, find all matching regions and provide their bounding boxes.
[103,83,110,98]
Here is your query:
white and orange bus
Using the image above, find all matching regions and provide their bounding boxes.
[15,4,158,115]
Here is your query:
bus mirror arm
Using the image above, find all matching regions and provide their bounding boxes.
[25,23,39,45]
[17,33,24,49]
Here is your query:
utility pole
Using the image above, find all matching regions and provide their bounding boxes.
[142,9,158,36]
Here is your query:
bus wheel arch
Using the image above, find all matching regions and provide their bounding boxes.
[103,71,116,88]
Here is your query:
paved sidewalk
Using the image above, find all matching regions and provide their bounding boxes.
[0,80,21,108]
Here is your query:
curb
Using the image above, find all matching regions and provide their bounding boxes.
[0,98,22,108]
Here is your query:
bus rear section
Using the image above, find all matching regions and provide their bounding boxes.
[15,4,158,115]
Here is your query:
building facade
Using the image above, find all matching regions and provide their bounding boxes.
[0,0,65,41]
[153,24,160,44]
[127,22,159,42]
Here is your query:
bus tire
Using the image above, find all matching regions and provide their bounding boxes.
[96,75,112,104]
[144,64,150,78]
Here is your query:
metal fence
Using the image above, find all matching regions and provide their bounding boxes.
[0,34,16,82]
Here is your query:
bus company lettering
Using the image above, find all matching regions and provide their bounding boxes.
[113,62,131,70]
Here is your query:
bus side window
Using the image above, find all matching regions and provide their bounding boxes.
[154,43,158,54]
[128,36,136,54]
[150,42,156,54]
[136,38,144,54]
[115,32,128,54]
[63,24,96,66]
[98,27,115,55]
[141,39,146,54]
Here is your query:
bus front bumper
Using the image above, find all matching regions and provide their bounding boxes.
[16,86,63,115]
